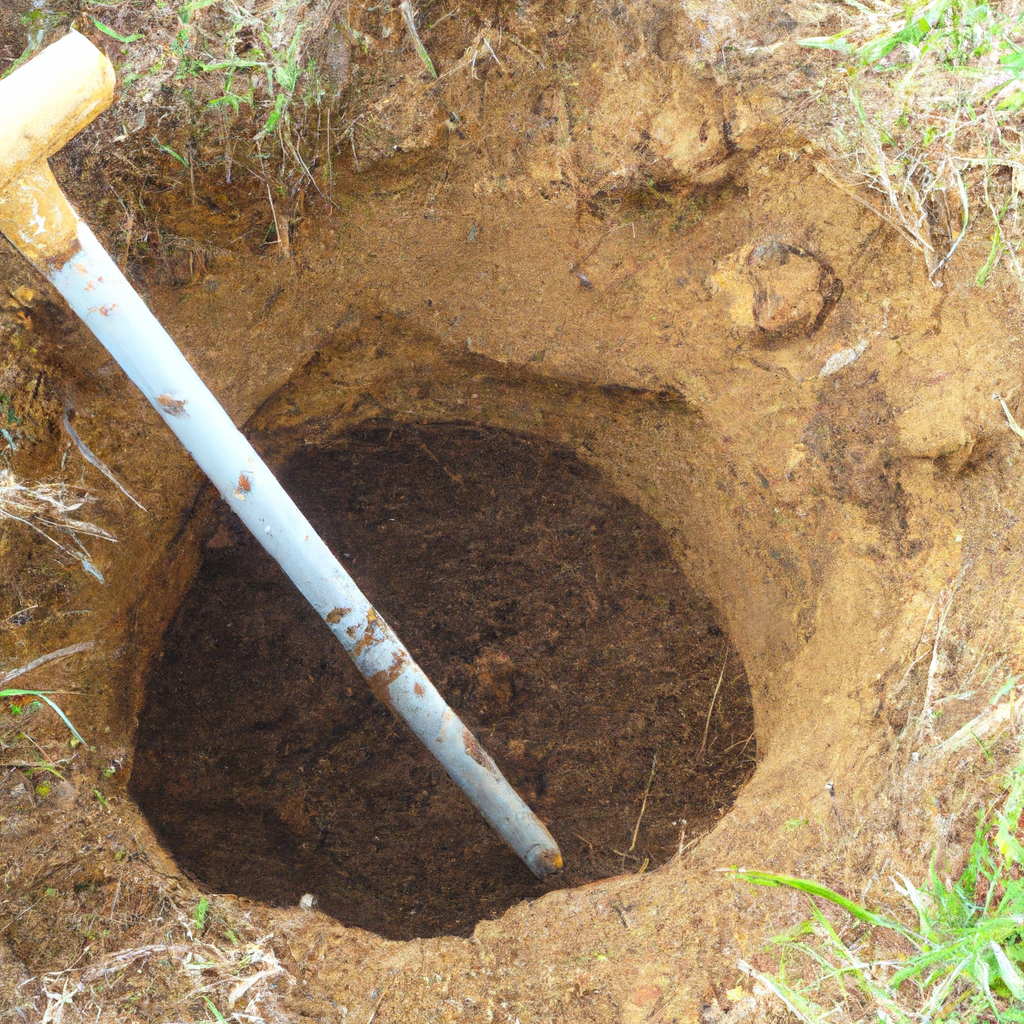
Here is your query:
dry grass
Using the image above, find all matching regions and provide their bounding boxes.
[35,929,294,1023]
[1,777,296,1024]
[0,470,115,582]
[800,0,1024,288]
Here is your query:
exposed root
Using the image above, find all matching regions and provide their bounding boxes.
[0,470,116,583]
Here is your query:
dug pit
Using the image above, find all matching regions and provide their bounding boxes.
[130,416,754,940]
[4,3,1024,1018]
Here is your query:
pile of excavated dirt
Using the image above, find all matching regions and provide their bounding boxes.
[2,2,1024,1022]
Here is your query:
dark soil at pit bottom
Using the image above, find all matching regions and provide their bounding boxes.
[130,421,754,939]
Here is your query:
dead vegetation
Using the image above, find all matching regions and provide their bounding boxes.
[788,0,1024,289]
[0,471,116,583]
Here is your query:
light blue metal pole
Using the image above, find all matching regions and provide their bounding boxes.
[0,32,562,879]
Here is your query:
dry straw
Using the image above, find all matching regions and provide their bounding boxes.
[0,469,115,581]
[802,0,1024,288]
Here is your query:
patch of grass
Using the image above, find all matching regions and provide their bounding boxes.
[3,0,335,188]
[1,681,83,792]
[92,16,143,47]
[1,1,67,77]
[202,995,228,1023]
[28,913,292,1020]
[729,760,1024,1022]
[400,1,438,79]
[194,895,210,933]
[800,0,1024,288]
[168,0,318,140]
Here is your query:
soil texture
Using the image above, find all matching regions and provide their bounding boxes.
[130,420,754,939]
[3,1,1024,1017]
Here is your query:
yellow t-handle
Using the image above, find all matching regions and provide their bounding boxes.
[0,31,114,267]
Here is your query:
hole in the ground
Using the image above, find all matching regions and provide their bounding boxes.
[130,420,754,939]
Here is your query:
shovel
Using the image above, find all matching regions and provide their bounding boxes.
[0,30,562,879]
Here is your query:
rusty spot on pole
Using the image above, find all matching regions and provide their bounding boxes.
[462,727,496,773]
[46,233,83,272]
[236,472,251,493]
[352,608,382,657]
[414,681,425,696]
[366,649,408,706]
[157,394,188,417]
[325,607,350,625]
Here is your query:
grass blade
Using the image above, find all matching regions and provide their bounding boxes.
[0,689,85,745]
[726,868,917,938]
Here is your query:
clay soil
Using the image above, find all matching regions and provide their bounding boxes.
[3,1,1024,1022]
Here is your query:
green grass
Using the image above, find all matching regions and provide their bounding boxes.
[4,0,333,182]
[799,0,1024,288]
[1,688,85,744]
[168,0,317,139]
[194,895,210,932]
[1,688,83,795]
[730,761,1024,1022]
[400,1,438,80]
[201,995,228,1024]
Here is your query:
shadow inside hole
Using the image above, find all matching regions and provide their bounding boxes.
[130,421,755,939]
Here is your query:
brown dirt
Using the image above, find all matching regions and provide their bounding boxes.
[2,1,1024,1022]
[131,418,753,939]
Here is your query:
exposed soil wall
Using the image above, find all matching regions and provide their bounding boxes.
[3,2,1024,1021]
[131,415,754,940]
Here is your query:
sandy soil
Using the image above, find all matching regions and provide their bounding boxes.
[2,1,1024,1021]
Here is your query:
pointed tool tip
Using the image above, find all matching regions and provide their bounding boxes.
[526,845,564,879]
